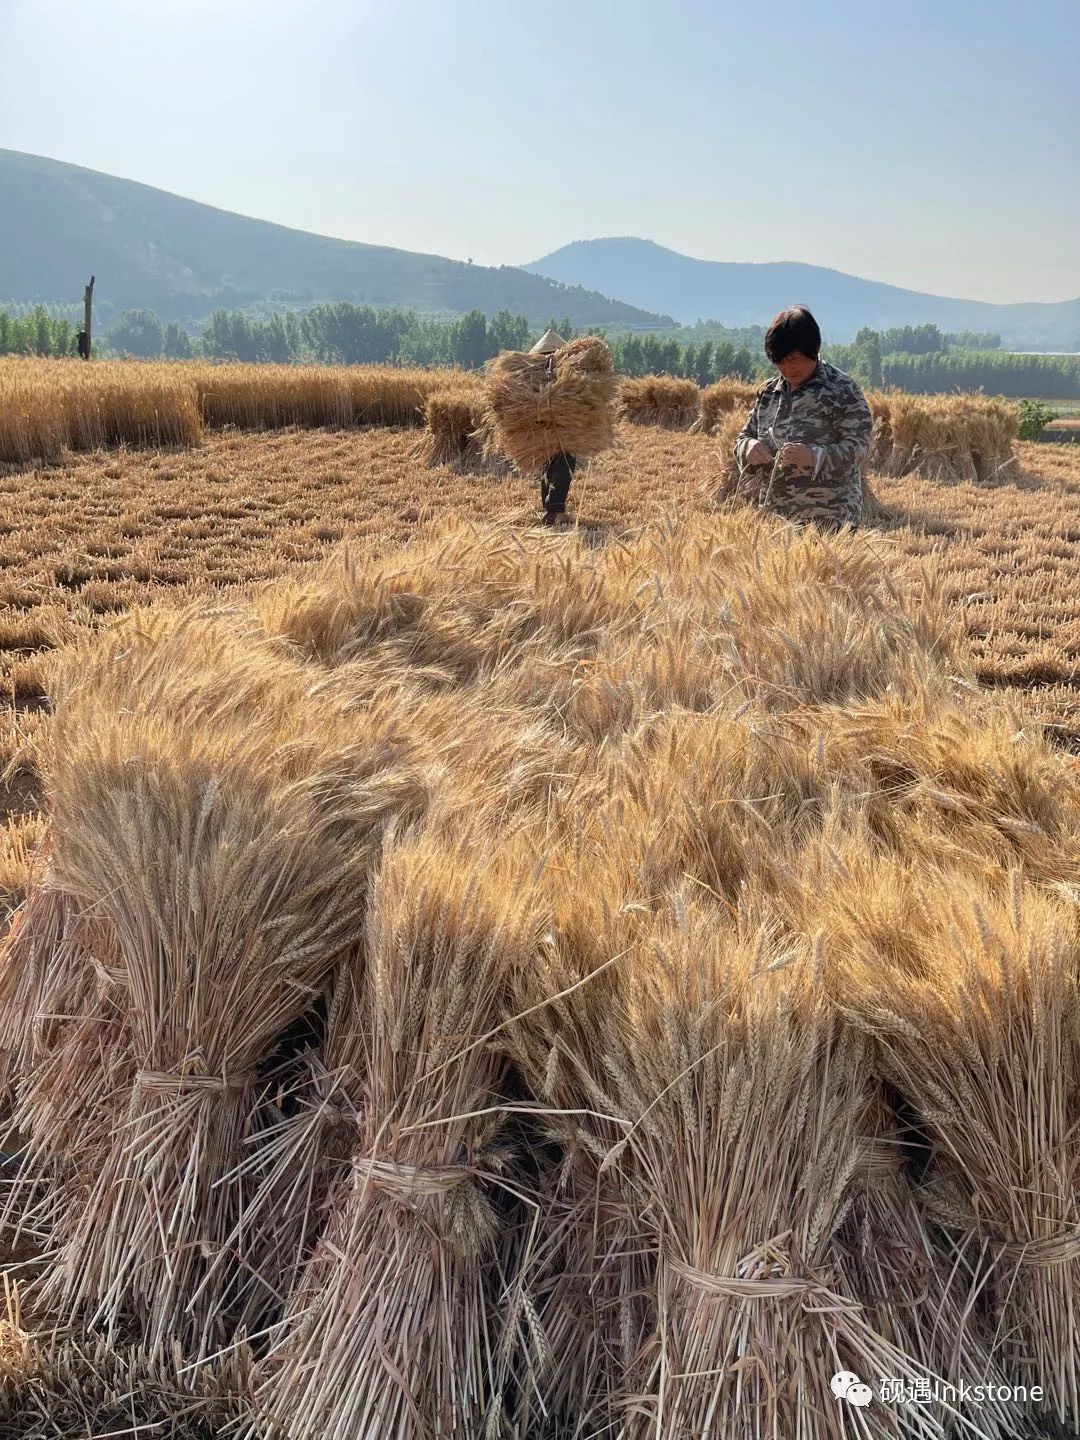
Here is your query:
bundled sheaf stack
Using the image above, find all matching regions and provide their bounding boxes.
[482,335,616,474]
[869,391,1019,484]
[617,374,701,429]
[696,376,761,433]
[3,508,1080,1437]
[416,386,507,473]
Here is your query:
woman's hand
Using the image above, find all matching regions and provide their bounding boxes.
[779,443,815,468]
[744,440,774,466]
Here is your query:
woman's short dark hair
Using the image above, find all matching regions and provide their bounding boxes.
[764,306,822,363]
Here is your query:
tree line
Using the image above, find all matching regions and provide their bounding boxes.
[0,303,762,384]
[2,303,1076,398]
[825,325,1080,398]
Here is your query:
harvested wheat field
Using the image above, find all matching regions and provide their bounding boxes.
[2,386,1080,1437]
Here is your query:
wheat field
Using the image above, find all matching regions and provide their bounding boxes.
[1,376,1080,1437]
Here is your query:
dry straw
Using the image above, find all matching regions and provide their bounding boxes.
[416,386,503,472]
[0,1332,252,1437]
[882,393,1019,483]
[483,336,616,473]
[696,376,760,433]
[0,356,203,464]
[1,606,437,1357]
[618,374,702,430]
[3,504,1080,1436]
[248,829,541,1440]
[193,362,458,431]
[0,357,474,464]
[812,854,1080,1429]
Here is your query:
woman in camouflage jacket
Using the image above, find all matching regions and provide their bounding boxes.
[733,306,872,531]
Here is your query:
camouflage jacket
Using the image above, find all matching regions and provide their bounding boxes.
[733,361,872,509]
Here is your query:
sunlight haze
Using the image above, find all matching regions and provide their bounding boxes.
[1,0,1077,303]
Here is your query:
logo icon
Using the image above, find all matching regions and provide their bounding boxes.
[832,1371,873,1407]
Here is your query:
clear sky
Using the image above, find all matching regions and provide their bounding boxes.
[2,0,1077,303]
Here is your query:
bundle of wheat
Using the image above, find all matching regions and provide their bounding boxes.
[713,408,754,503]
[861,468,889,521]
[865,389,895,470]
[698,376,760,433]
[1,607,437,1358]
[956,395,1020,483]
[507,885,955,1438]
[888,395,973,480]
[823,862,1080,1430]
[483,336,616,474]
[249,828,539,1440]
[838,1104,1023,1438]
[617,375,701,430]
[416,387,498,470]
[884,394,1018,483]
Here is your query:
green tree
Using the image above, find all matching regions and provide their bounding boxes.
[944,331,1001,351]
[1016,399,1056,440]
[693,341,714,386]
[732,347,758,381]
[261,314,292,364]
[108,309,165,358]
[621,336,645,376]
[163,323,194,359]
[880,324,944,356]
[490,309,529,352]
[33,307,53,356]
[853,328,883,388]
[449,310,493,369]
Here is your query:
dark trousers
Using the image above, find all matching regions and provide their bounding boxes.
[541,452,577,514]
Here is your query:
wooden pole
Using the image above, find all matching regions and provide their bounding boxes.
[82,275,95,359]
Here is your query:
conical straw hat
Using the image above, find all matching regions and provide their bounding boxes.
[529,328,566,355]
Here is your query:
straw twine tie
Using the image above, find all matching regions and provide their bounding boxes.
[134,1069,255,1095]
[990,1229,1080,1269]
[355,1157,476,1200]
[667,1254,863,1311]
[923,1189,1080,1269]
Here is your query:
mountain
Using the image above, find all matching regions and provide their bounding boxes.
[0,152,672,329]
[524,238,1080,351]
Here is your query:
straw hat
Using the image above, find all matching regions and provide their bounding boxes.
[529,328,566,355]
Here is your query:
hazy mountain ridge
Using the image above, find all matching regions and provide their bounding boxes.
[5,152,1077,349]
[0,151,672,329]
[525,238,1080,350]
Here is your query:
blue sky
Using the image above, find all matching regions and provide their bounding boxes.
[2,0,1077,303]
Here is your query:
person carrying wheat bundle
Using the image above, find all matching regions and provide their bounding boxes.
[733,305,872,531]
[529,328,577,525]
[483,328,616,528]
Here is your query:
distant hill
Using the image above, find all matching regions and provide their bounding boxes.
[0,152,672,329]
[524,238,1080,351]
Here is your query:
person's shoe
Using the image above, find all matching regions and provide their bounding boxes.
[541,509,563,527]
